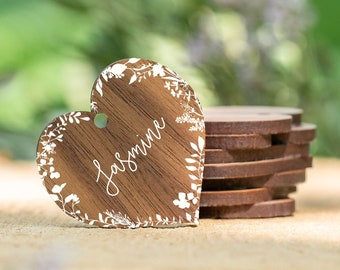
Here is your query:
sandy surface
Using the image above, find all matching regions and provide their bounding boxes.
[0,158,340,270]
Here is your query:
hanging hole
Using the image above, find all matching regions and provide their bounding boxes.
[94,113,108,128]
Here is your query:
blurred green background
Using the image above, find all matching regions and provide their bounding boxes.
[0,0,339,160]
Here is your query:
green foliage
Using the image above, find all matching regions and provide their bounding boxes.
[0,0,339,159]
[0,0,95,158]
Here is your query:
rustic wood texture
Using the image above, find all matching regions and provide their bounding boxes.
[200,187,296,207]
[201,107,314,220]
[204,114,292,135]
[200,188,272,207]
[204,106,303,124]
[203,156,312,179]
[205,144,310,163]
[270,186,297,199]
[274,123,317,145]
[205,134,272,150]
[200,199,295,219]
[36,58,205,228]
[202,170,306,190]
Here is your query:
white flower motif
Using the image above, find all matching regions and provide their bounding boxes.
[173,136,204,222]
[39,152,47,159]
[49,166,60,179]
[187,192,194,200]
[65,194,80,204]
[50,194,59,202]
[164,81,171,90]
[42,142,56,154]
[173,192,190,209]
[108,64,127,78]
[128,58,140,64]
[40,158,47,165]
[51,183,66,194]
[152,64,165,77]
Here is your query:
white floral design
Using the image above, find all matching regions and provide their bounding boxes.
[173,192,195,209]
[49,183,81,219]
[173,136,205,224]
[90,101,98,112]
[93,58,204,132]
[49,182,186,228]
[37,112,90,181]
[152,63,166,77]
[37,59,205,229]
[82,211,183,229]
[175,102,205,132]
[36,111,198,228]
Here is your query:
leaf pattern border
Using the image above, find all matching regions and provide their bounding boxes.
[93,58,204,132]
[37,58,205,228]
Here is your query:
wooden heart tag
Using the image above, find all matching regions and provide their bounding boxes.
[36,58,205,228]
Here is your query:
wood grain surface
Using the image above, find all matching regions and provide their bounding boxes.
[204,106,303,124]
[200,198,295,219]
[205,134,272,150]
[36,58,205,228]
[200,187,296,207]
[275,123,317,145]
[200,188,271,207]
[205,144,310,163]
[203,156,312,179]
[204,114,292,135]
[202,169,306,190]
[270,186,297,199]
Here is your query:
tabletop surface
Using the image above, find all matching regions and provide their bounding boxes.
[0,157,339,270]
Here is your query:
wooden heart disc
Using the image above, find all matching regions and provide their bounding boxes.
[203,156,312,179]
[36,58,205,228]
[200,188,272,207]
[205,134,272,150]
[202,170,306,190]
[204,106,303,124]
[200,198,295,219]
[204,114,292,135]
[205,144,310,163]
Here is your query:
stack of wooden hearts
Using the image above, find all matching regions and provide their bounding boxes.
[200,106,316,219]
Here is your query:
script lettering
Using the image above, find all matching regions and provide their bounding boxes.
[93,117,166,197]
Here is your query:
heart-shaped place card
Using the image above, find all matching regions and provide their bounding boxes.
[36,58,205,228]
